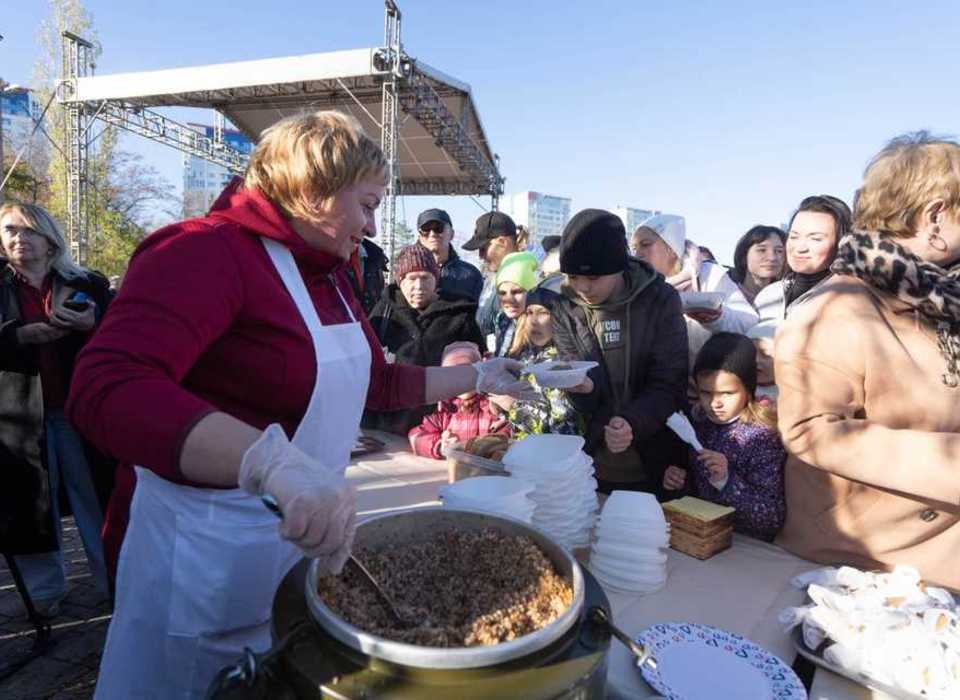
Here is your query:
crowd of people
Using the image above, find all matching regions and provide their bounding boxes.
[0,112,957,696]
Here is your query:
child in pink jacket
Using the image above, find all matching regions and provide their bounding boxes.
[408,342,511,459]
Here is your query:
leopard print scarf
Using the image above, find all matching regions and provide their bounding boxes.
[832,231,960,387]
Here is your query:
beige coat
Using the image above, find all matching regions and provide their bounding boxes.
[774,276,960,590]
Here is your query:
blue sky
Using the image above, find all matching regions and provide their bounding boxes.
[3,0,959,261]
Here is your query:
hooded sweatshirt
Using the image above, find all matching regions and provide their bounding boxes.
[551,259,689,484]
[67,179,426,575]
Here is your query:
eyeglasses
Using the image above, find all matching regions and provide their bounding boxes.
[2,225,41,238]
[419,224,445,237]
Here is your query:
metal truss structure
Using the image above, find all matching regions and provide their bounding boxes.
[95,103,248,174]
[378,0,403,269]
[58,2,504,265]
[60,31,94,263]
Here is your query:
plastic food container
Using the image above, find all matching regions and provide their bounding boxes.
[525,360,598,389]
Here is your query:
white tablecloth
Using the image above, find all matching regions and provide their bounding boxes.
[347,434,886,699]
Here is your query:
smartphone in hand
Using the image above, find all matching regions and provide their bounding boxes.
[63,291,93,312]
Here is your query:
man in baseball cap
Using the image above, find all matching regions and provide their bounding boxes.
[415,208,483,303]
[463,211,520,335]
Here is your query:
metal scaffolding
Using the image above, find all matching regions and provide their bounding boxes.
[94,102,248,173]
[61,31,95,263]
[379,0,403,271]
[58,2,504,266]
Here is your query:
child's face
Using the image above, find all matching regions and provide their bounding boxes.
[754,338,775,385]
[524,304,553,347]
[696,370,750,424]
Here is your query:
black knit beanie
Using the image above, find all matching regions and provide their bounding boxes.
[692,332,758,397]
[524,286,562,311]
[559,209,628,275]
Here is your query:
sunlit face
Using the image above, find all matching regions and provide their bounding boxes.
[753,337,776,385]
[399,270,438,310]
[481,235,518,272]
[418,222,452,256]
[787,211,837,275]
[291,174,384,260]
[524,304,553,347]
[497,282,527,319]
[697,369,751,425]
[746,234,785,282]
[0,210,53,269]
[566,272,624,306]
[631,227,679,276]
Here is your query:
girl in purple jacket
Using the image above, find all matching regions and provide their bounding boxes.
[662,332,786,541]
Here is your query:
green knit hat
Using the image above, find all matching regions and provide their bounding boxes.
[495,251,539,292]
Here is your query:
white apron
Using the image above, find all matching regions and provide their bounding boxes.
[95,238,371,699]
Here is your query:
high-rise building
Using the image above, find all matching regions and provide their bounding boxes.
[613,206,659,234]
[1,88,37,154]
[182,123,253,217]
[500,191,571,248]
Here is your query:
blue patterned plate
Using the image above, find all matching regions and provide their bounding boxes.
[637,622,807,699]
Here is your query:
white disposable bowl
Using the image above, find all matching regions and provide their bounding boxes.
[502,434,586,469]
[526,360,599,389]
[440,476,534,501]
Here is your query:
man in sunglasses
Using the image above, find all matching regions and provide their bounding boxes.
[415,209,483,303]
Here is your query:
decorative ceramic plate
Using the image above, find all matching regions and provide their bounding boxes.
[637,622,807,700]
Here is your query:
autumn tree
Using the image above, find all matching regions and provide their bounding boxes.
[30,0,177,277]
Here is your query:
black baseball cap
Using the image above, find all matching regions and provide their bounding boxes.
[462,211,518,251]
[416,208,452,230]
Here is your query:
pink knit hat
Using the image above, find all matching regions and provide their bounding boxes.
[442,341,481,367]
[394,244,439,282]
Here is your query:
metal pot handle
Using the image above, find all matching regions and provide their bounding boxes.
[587,606,657,671]
[205,620,314,699]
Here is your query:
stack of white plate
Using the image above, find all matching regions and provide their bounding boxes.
[501,435,599,550]
[439,476,536,523]
[589,491,670,594]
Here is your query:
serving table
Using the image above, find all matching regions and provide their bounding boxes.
[345,433,890,699]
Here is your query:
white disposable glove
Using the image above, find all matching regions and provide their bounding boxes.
[473,357,538,400]
[240,424,356,573]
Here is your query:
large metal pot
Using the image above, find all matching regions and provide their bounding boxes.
[305,507,585,670]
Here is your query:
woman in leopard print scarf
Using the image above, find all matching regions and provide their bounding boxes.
[832,230,960,386]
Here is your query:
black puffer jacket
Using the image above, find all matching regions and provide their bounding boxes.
[552,259,689,489]
[363,285,484,433]
[346,239,388,316]
[0,266,115,555]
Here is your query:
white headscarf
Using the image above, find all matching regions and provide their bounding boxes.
[640,214,686,260]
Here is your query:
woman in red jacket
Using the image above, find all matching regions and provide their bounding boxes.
[67,111,528,699]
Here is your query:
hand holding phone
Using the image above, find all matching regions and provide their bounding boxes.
[51,291,96,332]
[63,291,92,312]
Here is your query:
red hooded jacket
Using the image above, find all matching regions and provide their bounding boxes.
[408,396,510,460]
[67,180,425,573]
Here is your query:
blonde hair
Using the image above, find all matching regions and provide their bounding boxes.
[0,202,86,280]
[691,395,777,430]
[739,400,777,430]
[243,110,387,224]
[508,314,530,358]
[855,131,960,238]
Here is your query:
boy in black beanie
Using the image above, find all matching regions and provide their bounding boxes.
[552,209,690,495]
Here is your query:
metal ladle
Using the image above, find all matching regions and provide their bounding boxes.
[588,606,657,671]
[260,495,410,627]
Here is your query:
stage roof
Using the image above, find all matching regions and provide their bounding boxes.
[65,48,501,196]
